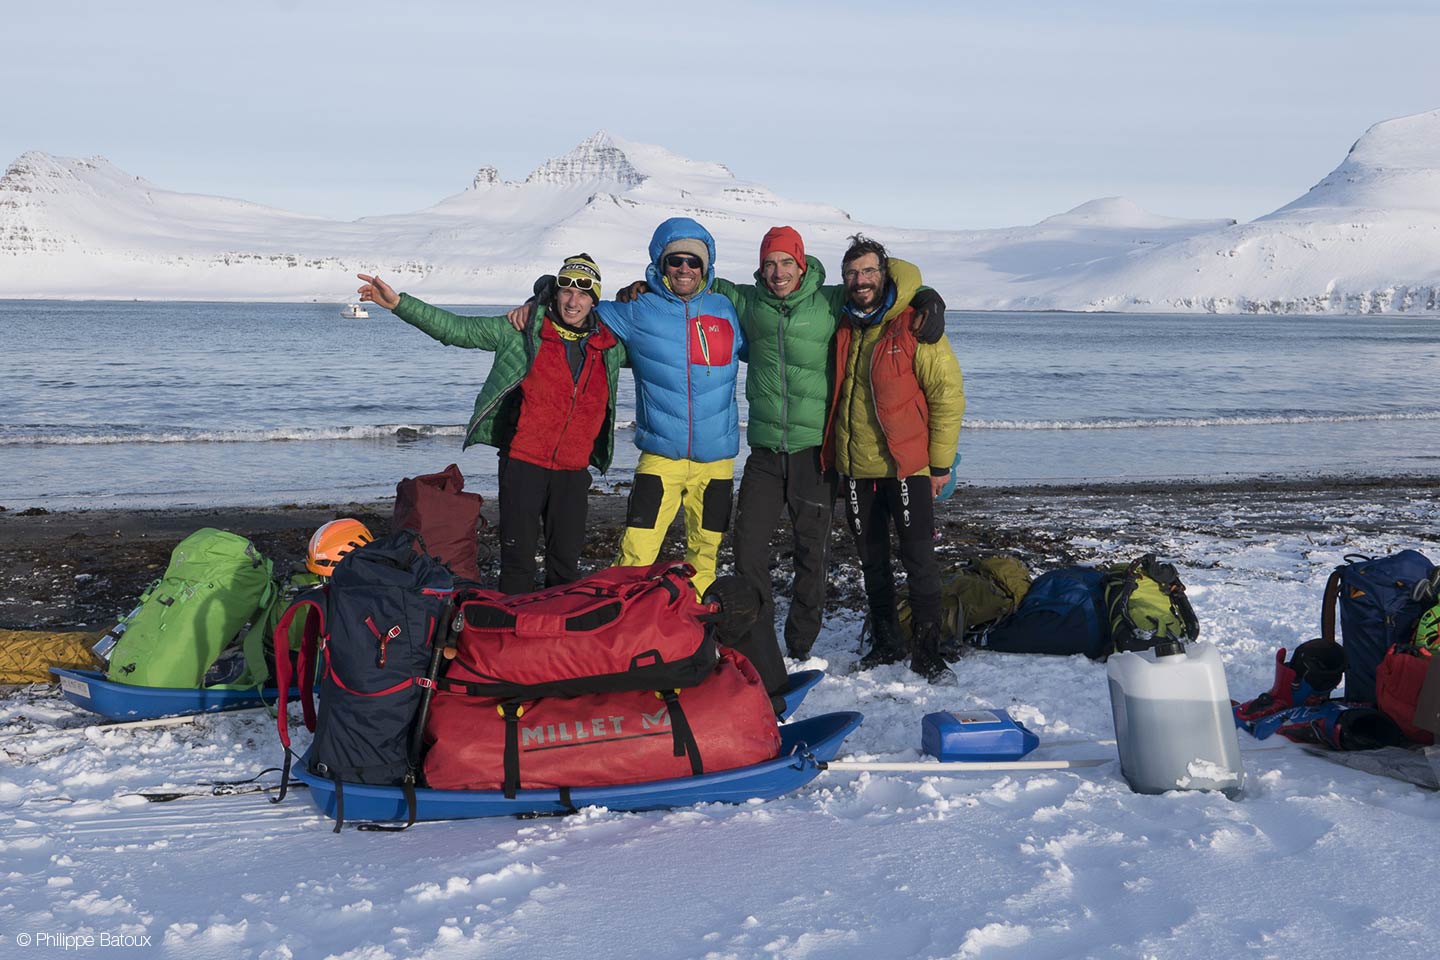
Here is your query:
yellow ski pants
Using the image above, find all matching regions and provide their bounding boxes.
[617,453,735,597]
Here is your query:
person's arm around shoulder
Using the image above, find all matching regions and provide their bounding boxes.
[358,273,511,350]
[914,335,965,496]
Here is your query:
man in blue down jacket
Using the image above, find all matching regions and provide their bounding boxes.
[591,217,745,600]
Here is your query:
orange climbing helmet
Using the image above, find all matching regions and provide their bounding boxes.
[306,518,375,576]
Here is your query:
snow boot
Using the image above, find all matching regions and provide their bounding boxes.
[1234,638,1344,723]
[858,615,907,670]
[910,621,959,686]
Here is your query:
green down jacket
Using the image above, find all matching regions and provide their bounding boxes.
[713,256,843,453]
[714,258,935,454]
[392,293,628,472]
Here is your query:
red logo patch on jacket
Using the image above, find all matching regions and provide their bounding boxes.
[689,315,734,366]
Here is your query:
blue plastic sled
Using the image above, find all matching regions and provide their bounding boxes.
[776,669,824,720]
[49,667,292,721]
[295,710,865,823]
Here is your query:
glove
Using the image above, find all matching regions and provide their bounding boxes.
[909,288,948,344]
[1234,638,1345,723]
[615,280,650,304]
[700,576,762,646]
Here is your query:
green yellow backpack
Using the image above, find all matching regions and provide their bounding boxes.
[104,528,277,689]
[899,554,1033,648]
[1102,554,1200,652]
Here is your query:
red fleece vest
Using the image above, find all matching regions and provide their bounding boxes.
[508,321,613,471]
[823,308,931,478]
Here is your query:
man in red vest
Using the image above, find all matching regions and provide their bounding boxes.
[821,235,965,684]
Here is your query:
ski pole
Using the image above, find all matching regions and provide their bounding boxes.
[817,757,1110,774]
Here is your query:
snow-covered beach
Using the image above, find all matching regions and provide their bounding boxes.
[3,477,1437,959]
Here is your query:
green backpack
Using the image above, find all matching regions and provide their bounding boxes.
[1102,554,1200,653]
[899,554,1033,644]
[105,528,277,689]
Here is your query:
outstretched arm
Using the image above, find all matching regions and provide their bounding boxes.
[384,288,514,351]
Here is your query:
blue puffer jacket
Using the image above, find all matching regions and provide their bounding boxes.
[594,217,745,462]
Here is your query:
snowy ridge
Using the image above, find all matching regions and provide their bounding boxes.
[6,113,1440,311]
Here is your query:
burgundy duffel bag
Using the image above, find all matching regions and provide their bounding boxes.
[393,463,483,581]
[423,650,780,795]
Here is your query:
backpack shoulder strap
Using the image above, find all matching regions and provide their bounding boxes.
[273,591,326,749]
[1321,569,1343,643]
[238,576,282,693]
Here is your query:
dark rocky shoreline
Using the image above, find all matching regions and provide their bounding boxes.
[3,474,1437,632]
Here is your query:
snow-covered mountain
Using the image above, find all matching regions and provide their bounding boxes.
[4,117,1440,312]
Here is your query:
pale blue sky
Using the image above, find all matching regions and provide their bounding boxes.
[7,0,1437,229]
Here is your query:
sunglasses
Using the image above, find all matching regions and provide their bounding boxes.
[664,254,704,270]
[556,274,596,291]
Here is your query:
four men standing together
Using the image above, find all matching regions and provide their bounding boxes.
[357,215,965,689]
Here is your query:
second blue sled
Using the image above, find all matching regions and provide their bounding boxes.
[49,667,292,721]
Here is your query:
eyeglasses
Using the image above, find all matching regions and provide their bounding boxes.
[665,254,704,270]
[557,274,596,291]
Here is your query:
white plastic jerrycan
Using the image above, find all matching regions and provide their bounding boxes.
[1107,640,1244,797]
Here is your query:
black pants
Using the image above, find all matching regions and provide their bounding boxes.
[732,447,835,670]
[497,455,591,595]
[843,475,941,627]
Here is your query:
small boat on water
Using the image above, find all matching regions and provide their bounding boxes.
[340,303,370,319]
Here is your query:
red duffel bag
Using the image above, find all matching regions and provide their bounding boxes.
[439,562,718,700]
[424,650,780,795]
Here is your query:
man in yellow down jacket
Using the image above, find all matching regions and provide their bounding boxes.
[821,234,965,684]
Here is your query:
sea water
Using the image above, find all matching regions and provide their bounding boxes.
[2,301,1438,509]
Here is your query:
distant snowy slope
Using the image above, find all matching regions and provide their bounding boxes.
[1040,110,1440,312]
[6,114,1440,311]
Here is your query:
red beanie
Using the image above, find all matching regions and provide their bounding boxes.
[759,226,807,273]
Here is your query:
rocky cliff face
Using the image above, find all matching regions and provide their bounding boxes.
[523,132,646,188]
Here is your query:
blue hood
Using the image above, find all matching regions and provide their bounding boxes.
[645,217,718,299]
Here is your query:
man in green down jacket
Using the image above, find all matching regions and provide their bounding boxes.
[711,227,947,668]
[356,257,625,594]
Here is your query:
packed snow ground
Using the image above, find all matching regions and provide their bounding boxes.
[3,489,1439,960]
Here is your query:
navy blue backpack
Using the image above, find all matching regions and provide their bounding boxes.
[273,530,458,830]
[1321,550,1435,704]
[980,567,1110,660]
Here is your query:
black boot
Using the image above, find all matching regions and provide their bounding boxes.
[910,621,958,686]
[858,615,907,669]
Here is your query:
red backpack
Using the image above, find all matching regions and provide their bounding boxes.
[1375,643,1435,745]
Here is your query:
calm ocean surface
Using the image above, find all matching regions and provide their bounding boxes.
[2,300,1437,510]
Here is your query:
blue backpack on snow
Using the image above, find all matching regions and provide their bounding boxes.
[979,567,1110,660]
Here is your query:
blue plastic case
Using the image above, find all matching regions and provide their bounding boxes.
[921,709,1040,762]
